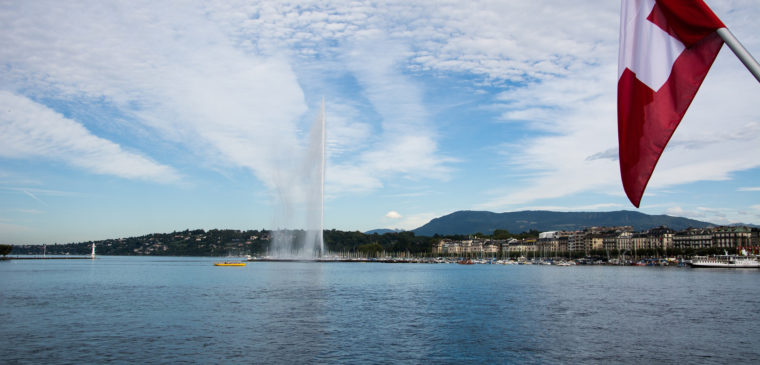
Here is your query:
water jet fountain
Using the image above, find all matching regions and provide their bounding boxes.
[268,100,325,259]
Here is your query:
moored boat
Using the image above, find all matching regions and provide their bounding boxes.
[690,255,759,268]
[214,261,246,267]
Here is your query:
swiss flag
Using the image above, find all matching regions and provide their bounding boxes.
[618,0,725,207]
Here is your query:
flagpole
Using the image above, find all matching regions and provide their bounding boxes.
[716,28,760,83]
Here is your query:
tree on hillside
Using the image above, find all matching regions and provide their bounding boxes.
[492,229,511,240]
[0,244,12,257]
[357,242,384,257]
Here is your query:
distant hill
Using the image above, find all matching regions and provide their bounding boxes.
[364,228,405,235]
[412,210,714,236]
[729,223,760,229]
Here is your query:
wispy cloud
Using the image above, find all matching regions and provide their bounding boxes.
[0,0,305,189]
[665,205,760,225]
[4,187,83,197]
[473,1,760,209]
[12,208,45,214]
[199,0,624,197]
[0,92,180,183]
[514,203,625,212]
[397,212,439,231]
[327,33,454,193]
[2,0,759,242]
[22,189,47,206]
[738,187,760,192]
[0,0,461,198]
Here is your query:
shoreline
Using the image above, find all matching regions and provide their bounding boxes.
[2,256,94,260]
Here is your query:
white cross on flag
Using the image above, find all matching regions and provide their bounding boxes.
[618,0,725,207]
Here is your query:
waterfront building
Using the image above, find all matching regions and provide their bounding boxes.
[433,237,496,256]
[647,226,674,250]
[615,231,633,252]
[568,231,585,252]
[483,241,500,255]
[433,225,758,257]
[432,239,445,254]
[603,234,618,252]
[584,234,604,253]
[448,242,463,254]
[462,239,484,254]
[630,232,649,252]
[712,226,752,248]
[504,239,537,254]
[538,231,572,254]
[673,228,713,250]
[558,236,569,253]
[433,239,461,255]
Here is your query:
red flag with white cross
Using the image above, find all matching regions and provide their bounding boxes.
[617,0,726,207]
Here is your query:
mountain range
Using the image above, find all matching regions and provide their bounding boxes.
[410,210,716,236]
[364,228,406,235]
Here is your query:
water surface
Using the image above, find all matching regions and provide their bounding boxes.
[2,257,759,363]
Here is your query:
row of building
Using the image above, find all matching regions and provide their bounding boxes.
[432,226,759,256]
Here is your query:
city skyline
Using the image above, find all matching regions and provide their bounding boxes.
[2,0,760,245]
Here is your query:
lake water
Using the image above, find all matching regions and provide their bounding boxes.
[2,256,760,364]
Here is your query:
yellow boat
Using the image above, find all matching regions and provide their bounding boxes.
[214,261,246,267]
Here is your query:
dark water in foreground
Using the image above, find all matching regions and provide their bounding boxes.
[2,257,759,364]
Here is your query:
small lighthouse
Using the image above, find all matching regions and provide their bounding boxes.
[90,242,95,259]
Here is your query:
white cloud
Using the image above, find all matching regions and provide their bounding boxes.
[0,0,309,190]
[324,101,374,157]
[200,0,623,196]
[4,187,83,197]
[325,33,454,193]
[477,64,621,209]
[473,1,760,209]
[2,0,758,212]
[385,210,402,219]
[0,91,180,183]
[515,203,625,212]
[738,187,760,192]
[665,205,760,226]
[398,212,439,231]
[0,0,462,199]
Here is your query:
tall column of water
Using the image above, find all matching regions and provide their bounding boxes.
[269,100,325,259]
[319,98,325,256]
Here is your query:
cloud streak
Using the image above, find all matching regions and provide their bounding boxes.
[2,0,759,242]
[0,91,180,183]
[0,0,309,190]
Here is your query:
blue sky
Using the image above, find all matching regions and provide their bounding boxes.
[2,0,760,244]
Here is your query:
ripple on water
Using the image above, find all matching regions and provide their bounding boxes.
[1,259,760,363]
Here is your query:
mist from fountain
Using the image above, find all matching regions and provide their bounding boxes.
[268,100,325,259]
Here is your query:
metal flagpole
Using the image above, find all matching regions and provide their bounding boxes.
[717,28,760,83]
